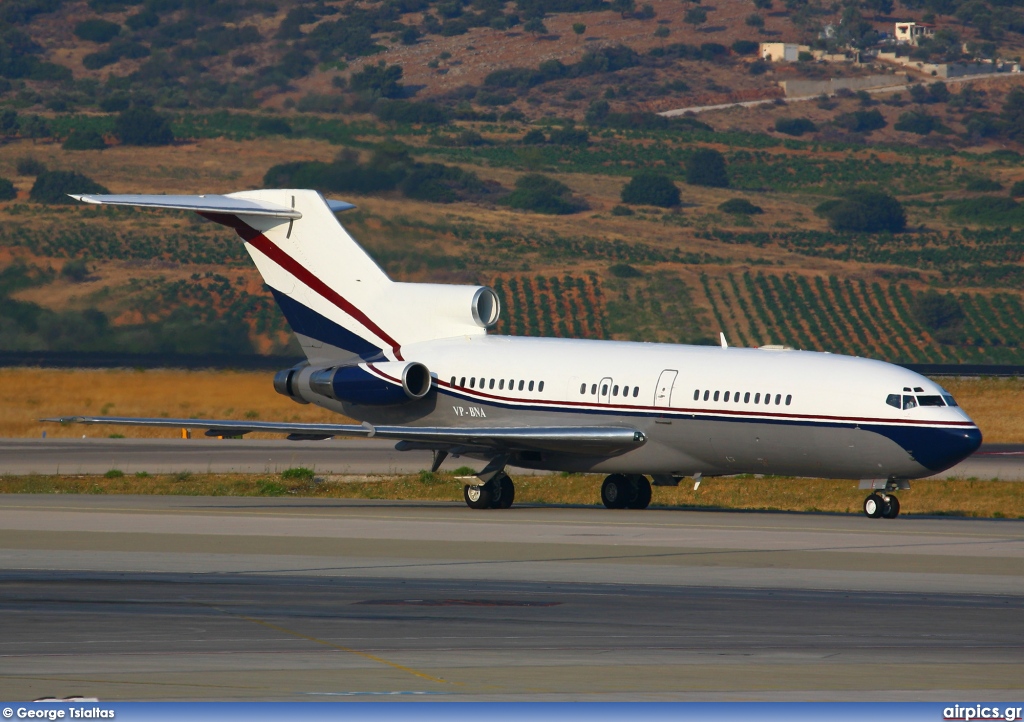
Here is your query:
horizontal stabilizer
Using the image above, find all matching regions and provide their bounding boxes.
[70,193,302,219]
[43,416,647,456]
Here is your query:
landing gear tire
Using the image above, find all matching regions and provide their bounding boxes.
[863,493,885,519]
[625,475,652,510]
[601,474,630,509]
[492,474,515,509]
[881,494,900,519]
[464,483,493,510]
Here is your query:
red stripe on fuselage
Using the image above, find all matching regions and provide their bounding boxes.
[201,212,404,360]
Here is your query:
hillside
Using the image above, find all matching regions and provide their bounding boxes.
[4,0,1024,364]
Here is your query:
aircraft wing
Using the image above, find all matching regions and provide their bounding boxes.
[42,416,646,456]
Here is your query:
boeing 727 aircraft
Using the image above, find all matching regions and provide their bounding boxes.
[49,189,982,518]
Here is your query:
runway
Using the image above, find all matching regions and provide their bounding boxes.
[0,495,1022,701]
[2,438,1023,480]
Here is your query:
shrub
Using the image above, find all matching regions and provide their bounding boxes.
[281,467,315,481]
[964,177,1002,192]
[948,196,1024,225]
[718,198,763,215]
[373,100,449,124]
[912,291,964,344]
[815,189,905,233]
[350,62,404,99]
[0,177,16,201]
[522,129,546,144]
[610,204,634,216]
[685,148,728,188]
[115,108,174,146]
[548,126,589,146]
[74,19,121,43]
[894,110,939,135]
[834,109,886,133]
[506,173,582,214]
[104,469,124,478]
[1010,180,1024,198]
[621,172,680,207]
[16,157,46,176]
[731,40,759,55]
[255,117,292,135]
[61,258,89,282]
[30,171,109,204]
[610,263,643,278]
[774,117,816,136]
[62,129,107,150]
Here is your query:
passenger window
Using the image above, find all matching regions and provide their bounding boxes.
[735,391,741,403]
[744,392,750,403]
[764,393,771,405]
[460,377,466,387]
[886,394,900,409]
[903,395,917,410]
[703,390,710,401]
[539,381,544,392]
[591,384,597,395]
[470,378,475,388]
[713,391,719,401]
[785,394,792,406]
[529,381,535,392]
[518,380,525,391]
[724,391,731,402]
[602,384,609,395]
[580,383,586,395]
[693,390,700,401]
[754,393,760,403]
[943,394,958,407]
[613,385,619,396]
[450,376,456,386]
[917,395,944,407]
[775,394,781,405]
[633,387,639,398]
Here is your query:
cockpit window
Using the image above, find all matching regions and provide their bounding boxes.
[885,394,901,409]
[917,395,945,407]
[902,395,917,410]
[943,394,958,407]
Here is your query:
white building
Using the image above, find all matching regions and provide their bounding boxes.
[760,43,810,62]
[894,22,935,45]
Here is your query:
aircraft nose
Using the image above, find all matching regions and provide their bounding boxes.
[924,426,983,472]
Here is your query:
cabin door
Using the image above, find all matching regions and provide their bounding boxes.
[598,377,613,404]
[654,369,678,407]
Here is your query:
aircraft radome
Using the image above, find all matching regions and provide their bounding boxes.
[47,189,982,518]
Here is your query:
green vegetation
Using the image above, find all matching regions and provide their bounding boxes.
[718,198,763,215]
[29,171,109,204]
[505,174,584,215]
[115,108,175,146]
[685,148,729,188]
[0,177,15,201]
[774,117,816,136]
[815,189,906,233]
[62,129,107,150]
[620,172,680,208]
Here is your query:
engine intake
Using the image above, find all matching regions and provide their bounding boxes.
[308,361,433,406]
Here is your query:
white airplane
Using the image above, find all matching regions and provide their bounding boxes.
[49,189,982,518]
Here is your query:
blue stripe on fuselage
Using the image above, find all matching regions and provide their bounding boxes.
[270,288,382,357]
[438,386,981,472]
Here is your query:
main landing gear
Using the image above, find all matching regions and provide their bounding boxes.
[863,492,900,519]
[463,472,515,510]
[601,474,652,510]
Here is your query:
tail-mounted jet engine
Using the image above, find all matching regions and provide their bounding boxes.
[275,361,433,406]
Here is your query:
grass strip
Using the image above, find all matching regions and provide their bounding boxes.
[1,473,1021,519]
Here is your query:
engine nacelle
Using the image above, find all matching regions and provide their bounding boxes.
[380,284,500,344]
[273,364,309,404]
[307,361,433,406]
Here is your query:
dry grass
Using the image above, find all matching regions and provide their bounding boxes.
[2,368,1020,441]
[0,368,339,439]
[1,471,1020,518]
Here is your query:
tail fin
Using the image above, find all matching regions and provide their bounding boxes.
[73,189,500,363]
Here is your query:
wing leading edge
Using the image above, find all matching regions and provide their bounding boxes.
[42,416,647,456]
